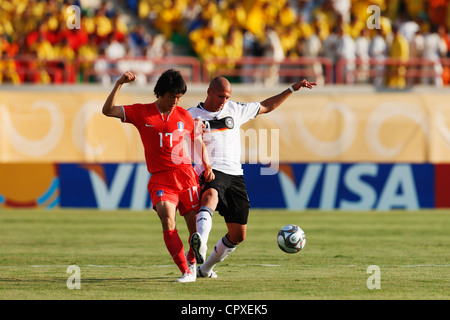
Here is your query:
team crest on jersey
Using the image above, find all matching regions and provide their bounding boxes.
[157,190,164,197]
[224,116,234,129]
[177,121,184,132]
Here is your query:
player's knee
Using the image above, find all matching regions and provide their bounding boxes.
[201,189,219,208]
[228,231,246,245]
[160,217,176,231]
[236,234,246,244]
[157,212,176,230]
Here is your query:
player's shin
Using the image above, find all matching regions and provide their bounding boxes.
[163,229,189,275]
[197,206,213,244]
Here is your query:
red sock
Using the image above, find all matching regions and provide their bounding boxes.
[163,229,188,275]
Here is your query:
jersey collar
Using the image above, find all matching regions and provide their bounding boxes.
[197,102,224,119]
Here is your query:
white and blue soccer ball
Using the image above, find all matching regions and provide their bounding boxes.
[277,224,306,254]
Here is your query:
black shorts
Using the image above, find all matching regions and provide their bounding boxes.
[200,169,250,225]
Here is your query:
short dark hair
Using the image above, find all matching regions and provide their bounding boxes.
[154,69,187,98]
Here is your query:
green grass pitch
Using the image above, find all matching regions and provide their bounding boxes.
[0,209,448,300]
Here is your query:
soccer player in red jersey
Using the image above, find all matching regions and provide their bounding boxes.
[102,69,214,282]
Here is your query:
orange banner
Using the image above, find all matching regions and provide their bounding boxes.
[1,88,450,163]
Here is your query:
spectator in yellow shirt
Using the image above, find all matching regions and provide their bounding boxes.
[279,1,297,28]
[313,0,338,36]
[82,9,97,36]
[35,34,56,61]
[345,13,365,39]
[111,13,128,42]
[279,24,299,57]
[155,0,184,39]
[95,7,114,41]
[261,2,278,28]
[226,1,247,30]
[199,35,223,78]
[387,25,409,89]
[223,26,244,60]
[189,19,218,57]
[221,26,244,72]
[245,0,266,39]
[296,14,314,39]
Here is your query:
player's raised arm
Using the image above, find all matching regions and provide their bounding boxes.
[258,79,317,115]
[102,71,136,119]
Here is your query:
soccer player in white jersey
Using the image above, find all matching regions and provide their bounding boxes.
[188,77,316,278]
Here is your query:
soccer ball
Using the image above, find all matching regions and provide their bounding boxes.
[277,224,306,254]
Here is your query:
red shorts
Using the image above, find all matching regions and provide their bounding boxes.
[148,166,200,215]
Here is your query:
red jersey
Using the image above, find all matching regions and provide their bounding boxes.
[122,103,195,174]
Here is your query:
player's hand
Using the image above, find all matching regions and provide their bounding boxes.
[194,118,205,137]
[117,71,136,85]
[292,79,317,91]
[203,165,215,182]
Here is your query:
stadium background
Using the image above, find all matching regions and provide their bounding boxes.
[1,0,450,211]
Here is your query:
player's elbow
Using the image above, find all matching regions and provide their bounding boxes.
[102,105,110,116]
[102,105,113,117]
[257,104,272,115]
[102,105,123,119]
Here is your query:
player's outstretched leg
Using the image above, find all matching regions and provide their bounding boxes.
[197,234,236,278]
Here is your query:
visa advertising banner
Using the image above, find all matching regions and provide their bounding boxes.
[1,162,443,210]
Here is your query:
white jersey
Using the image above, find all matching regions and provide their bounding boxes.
[188,100,260,176]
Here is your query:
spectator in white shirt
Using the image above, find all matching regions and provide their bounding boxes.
[335,25,356,84]
[422,24,447,87]
[369,28,388,87]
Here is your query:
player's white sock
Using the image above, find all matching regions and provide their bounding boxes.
[199,234,236,276]
[196,206,213,245]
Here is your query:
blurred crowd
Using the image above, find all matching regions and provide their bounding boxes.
[1,0,450,87]
[0,0,129,83]
[132,0,450,88]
